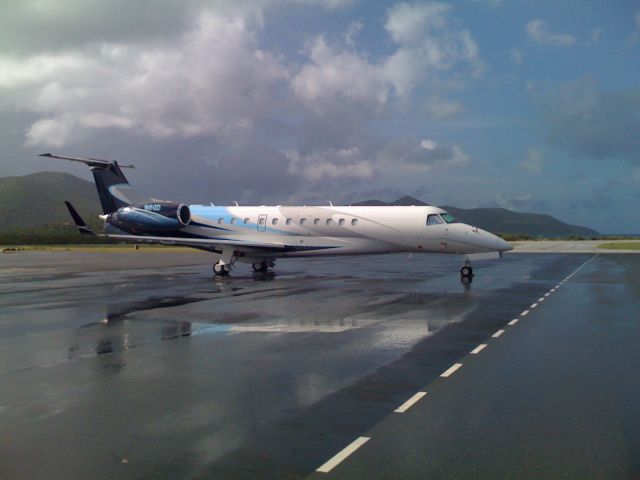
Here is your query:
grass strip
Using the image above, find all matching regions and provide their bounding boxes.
[598,242,640,250]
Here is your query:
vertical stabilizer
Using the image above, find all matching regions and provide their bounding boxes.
[91,162,133,213]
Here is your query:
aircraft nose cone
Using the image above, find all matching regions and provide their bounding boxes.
[473,226,513,253]
[499,238,513,252]
[457,224,514,254]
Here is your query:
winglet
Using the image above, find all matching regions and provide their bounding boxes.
[64,201,96,236]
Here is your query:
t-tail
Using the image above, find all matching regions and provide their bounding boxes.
[39,153,140,214]
[41,153,192,238]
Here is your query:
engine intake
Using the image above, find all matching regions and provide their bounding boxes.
[176,203,191,226]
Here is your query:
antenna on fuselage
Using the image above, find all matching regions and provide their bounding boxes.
[234,201,239,206]
[327,201,333,207]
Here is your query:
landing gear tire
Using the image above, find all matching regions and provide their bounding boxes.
[460,266,473,277]
[213,262,230,276]
[252,261,268,273]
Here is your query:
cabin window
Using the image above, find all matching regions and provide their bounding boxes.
[244,218,250,225]
[230,218,237,225]
[326,219,333,226]
[426,214,444,226]
[300,218,306,226]
[338,218,345,226]
[218,218,224,224]
[351,219,358,226]
[286,218,292,225]
[259,217,266,226]
[272,218,278,225]
[313,218,320,225]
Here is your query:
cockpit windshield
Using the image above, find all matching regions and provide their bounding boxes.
[440,212,458,224]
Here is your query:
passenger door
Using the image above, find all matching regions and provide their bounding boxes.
[257,214,267,232]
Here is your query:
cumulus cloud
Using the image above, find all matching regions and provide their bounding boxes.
[378,137,470,169]
[292,1,483,111]
[519,148,543,174]
[291,37,391,113]
[286,147,375,182]
[494,192,533,211]
[7,1,482,153]
[9,11,290,147]
[383,2,484,92]
[509,47,523,65]
[534,78,640,163]
[526,19,576,47]
[0,1,482,204]
[424,95,465,119]
[285,136,471,184]
[467,0,503,6]
[627,10,640,44]
[0,0,355,55]
[288,1,480,182]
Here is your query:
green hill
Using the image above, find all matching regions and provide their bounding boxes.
[0,172,102,242]
[354,195,598,237]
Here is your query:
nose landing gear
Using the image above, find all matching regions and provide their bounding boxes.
[460,260,473,283]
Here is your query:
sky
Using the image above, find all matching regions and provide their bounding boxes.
[0,0,639,233]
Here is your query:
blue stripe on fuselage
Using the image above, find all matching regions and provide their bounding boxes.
[189,206,297,236]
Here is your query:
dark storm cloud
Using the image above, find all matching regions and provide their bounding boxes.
[536,78,640,163]
[0,0,201,55]
[57,131,299,205]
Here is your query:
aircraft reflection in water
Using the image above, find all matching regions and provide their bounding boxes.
[67,298,193,365]
[41,153,512,282]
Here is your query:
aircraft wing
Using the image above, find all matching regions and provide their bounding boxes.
[105,233,293,253]
[63,200,331,254]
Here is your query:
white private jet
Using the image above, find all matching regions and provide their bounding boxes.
[41,153,512,279]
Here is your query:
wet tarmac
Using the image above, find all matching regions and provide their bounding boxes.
[0,252,637,479]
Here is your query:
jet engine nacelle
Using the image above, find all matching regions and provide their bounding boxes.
[107,202,191,233]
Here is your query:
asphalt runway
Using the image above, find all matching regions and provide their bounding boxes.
[0,251,638,479]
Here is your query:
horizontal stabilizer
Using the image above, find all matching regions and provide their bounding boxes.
[40,153,135,169]
[64,201,96,236]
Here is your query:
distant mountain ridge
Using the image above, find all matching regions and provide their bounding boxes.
[0,172,101,234]
[0,173,597,238]
[353,196,598,237]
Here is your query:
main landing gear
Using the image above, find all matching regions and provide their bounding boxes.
[252,261,268,273]
[252,259,275,273]
[213,250,276,276]
[213,246,237,276]
[213,262,232,276]
[460,259,473,284]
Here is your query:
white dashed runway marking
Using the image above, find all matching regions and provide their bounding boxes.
[470,344,487,354]
[394,392,427,413]
[441,363,463,378]
[316,437,371,473]
[492,329,505,338]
